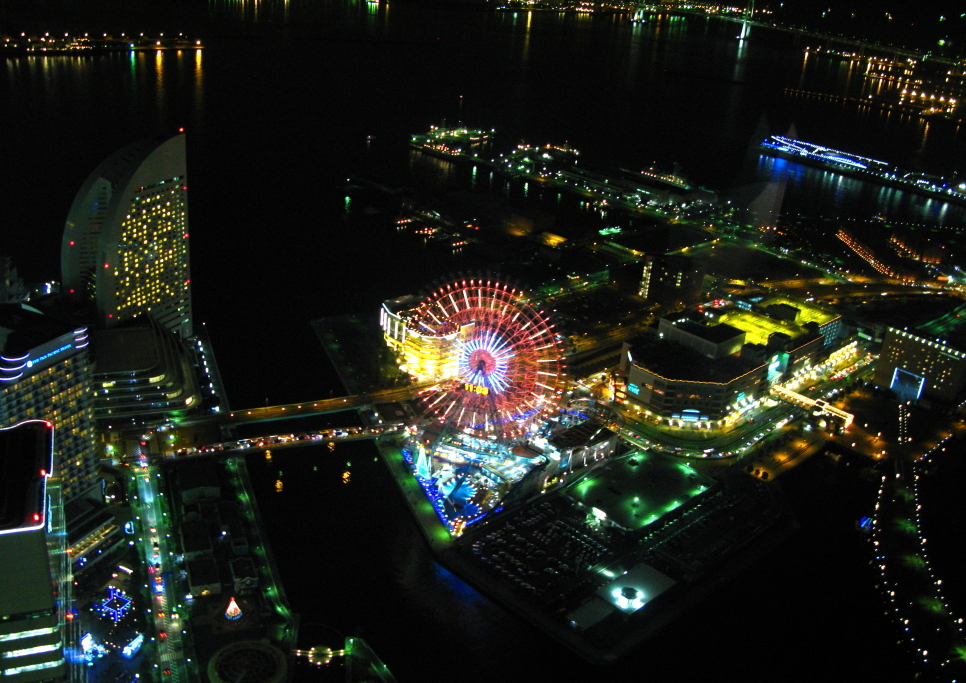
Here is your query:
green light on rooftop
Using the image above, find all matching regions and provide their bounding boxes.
[903,555,927,570]
[896,518,916,533]
[919,596,946,614]
[433,525,452,544]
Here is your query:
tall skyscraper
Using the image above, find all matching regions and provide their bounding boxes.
[62,133,192,339]
[0,420,68,683]
[0,303,98,503]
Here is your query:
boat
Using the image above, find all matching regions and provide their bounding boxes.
[760,135,966,206]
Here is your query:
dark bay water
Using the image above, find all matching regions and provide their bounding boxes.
[3,1,963,679]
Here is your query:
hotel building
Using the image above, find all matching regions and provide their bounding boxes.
[638,254,705,310]
[62,133,192,339]
[92,317,203,426]
[0,304,98,504]
[873,327,966,402]
[380,296,459,382]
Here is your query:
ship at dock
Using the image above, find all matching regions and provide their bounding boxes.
[760,135,966,206]
[409,125,496,163]
[409,124,719,220]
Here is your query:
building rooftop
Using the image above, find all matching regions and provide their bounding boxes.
[758,296,840,326]
[565,451,716,531]
[672,320,744,345]
[549,420,615,452]
[0,421,55,618]
[0,303,74,356]
[93,325,162,374]
[0,421,52,532]
[717,308,809,346]
[176,459,221,496]
[630,337,763,384]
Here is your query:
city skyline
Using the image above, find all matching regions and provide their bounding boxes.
[2,1,966,681]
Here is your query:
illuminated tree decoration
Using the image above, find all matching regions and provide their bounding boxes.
[412,276,567,442]
[224,597,242,621]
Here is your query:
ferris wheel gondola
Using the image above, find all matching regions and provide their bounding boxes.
[413,276,567,442]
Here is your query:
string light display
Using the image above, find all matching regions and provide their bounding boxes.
[869,402,966,676]
[96,587,132,625]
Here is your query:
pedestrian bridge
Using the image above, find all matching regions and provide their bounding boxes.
[771,385,854,428]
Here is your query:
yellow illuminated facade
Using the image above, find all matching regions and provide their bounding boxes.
[717,309,800,345]
[0,328,98,504]
[719,296,841,347]
[62,133,192,339]
[380,301,459,381]
[114,179,189,331]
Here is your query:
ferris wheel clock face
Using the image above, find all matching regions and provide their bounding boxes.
[415,277,567,441]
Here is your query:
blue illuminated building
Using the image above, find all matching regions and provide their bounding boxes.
[0,421,67,683]
[96,587,133,625]
[874,327,966,402]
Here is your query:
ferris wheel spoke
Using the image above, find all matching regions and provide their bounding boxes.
[406,276,566,442]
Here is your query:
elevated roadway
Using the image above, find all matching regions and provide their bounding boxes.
[174,382,435,429]
[179,422,408,457]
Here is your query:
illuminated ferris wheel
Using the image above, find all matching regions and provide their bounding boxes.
[413,276,567,442]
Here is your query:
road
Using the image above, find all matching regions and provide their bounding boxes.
[132,462,189,682]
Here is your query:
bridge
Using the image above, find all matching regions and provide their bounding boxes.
[632,1,939,63]
[771,384,854,428]
[176,422,409,457]
[174,382,437,429]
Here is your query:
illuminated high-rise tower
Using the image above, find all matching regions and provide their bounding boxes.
[0,421,68,683]
[0,304,97,504]
[62,133,192,339]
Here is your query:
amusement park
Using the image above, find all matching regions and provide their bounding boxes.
[371,273,789,664]
[380,275,624,536]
